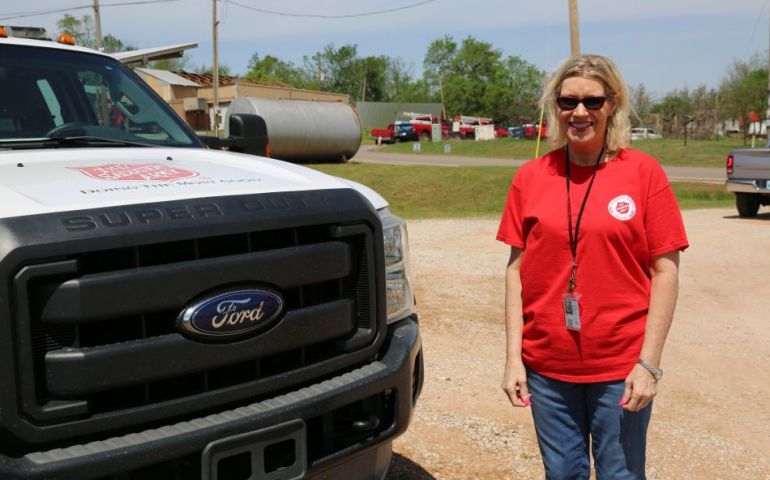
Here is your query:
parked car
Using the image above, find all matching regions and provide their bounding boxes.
[631,127,662,140]
[520,120,548,140]
[394,121,416,141]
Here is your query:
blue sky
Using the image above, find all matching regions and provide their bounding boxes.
[4,0,770,98]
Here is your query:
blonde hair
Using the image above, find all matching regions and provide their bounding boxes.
[540,54,631,153]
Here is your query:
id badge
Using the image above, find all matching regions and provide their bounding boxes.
[562,292,582,331]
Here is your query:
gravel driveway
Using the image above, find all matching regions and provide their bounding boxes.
[387,208,770,479]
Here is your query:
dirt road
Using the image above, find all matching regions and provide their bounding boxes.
[388,208,770,479]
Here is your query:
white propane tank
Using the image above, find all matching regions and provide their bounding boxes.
[225,97,361,163]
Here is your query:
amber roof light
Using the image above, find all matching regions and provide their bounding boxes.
[57,34,76,45]
[0,27,8,38]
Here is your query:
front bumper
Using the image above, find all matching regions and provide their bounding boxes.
[726,178,770,194]
[1,317,423,480]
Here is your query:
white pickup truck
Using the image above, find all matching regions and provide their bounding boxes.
[0,34,422,479]
[726,148,770,217]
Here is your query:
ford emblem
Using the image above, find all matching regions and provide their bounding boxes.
[178,288,284,341]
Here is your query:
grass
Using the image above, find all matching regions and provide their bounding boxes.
[375,137,754,168]
[630,138,752,168]
[670,182,734,209]
[375,136,550,159]
[311,164,513,219]
[310,163,734,219]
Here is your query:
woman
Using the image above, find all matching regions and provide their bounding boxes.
[497,54,688,479]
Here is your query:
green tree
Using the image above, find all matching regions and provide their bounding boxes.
[629,84,654,128]
[390,78,432,103]
[304,43,360,95]
[101,34,135,53]
[301,44,412,102]
[652,88,694,137]
[425,35,538,121]
[384,58,431,103]
[148,54,191,71]
[357,55,389,101]
[57,13,134,53]
[57,14,95,48]
[486,55,544,125]
[246,53,306,86]
[194,63,233,77]
[445,36,504,117]
[688,85,719,139]
[719,53,768,140]
[423,34,457,102]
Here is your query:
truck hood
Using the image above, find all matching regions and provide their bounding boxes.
[0,148,387,219]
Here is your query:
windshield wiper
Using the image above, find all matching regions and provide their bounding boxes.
[46,136,153,147]
[0,136,153,149]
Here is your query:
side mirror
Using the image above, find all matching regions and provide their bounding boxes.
[198,113,269,157]
[229,113,269,157]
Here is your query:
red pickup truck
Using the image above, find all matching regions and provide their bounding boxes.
[453,115,494,139]
[401,112,450,140]
[372,113,450,143]
[371,122,420,143]
[400,112,449,141]
[371,124,395,144]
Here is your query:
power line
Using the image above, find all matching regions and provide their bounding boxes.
[227,0,436,19]
[0,0,179,22]
[1,8,86,21]
[747,0,769,53]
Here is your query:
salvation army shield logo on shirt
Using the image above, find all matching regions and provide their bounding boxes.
[608,195,636,221]
[68,163,199,182]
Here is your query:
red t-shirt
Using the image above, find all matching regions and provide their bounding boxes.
[497,147,689,383]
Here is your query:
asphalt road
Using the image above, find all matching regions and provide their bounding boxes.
[352,144,725,184]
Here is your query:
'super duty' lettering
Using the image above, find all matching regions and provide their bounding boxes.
[61,203,223,232]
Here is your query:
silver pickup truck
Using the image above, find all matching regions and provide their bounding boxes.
[726,148,770,217]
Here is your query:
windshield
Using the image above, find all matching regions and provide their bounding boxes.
[0,44,201,148]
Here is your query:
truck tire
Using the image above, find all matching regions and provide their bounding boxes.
[420,132,430,142]
[736,193,760,217]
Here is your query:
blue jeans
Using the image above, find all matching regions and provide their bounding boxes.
[527,370,652,480]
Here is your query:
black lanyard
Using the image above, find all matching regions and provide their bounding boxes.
[566,145,604,292]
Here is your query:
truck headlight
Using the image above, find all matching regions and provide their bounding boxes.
[379,208,415,323]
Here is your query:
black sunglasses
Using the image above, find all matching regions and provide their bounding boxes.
[556,95,612,111]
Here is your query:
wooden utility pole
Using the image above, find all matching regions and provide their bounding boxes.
[568,0,580,56]
[438,75,446,120]
[766,6,770,141]
[93,0,103,50]
[212,0,220,134]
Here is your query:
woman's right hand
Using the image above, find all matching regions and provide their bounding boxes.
[502,361,531,407]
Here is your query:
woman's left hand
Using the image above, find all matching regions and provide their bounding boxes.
[621,252,679,412]
[620,364,658,412]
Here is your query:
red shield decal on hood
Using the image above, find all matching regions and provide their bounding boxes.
[68,163,199,182]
